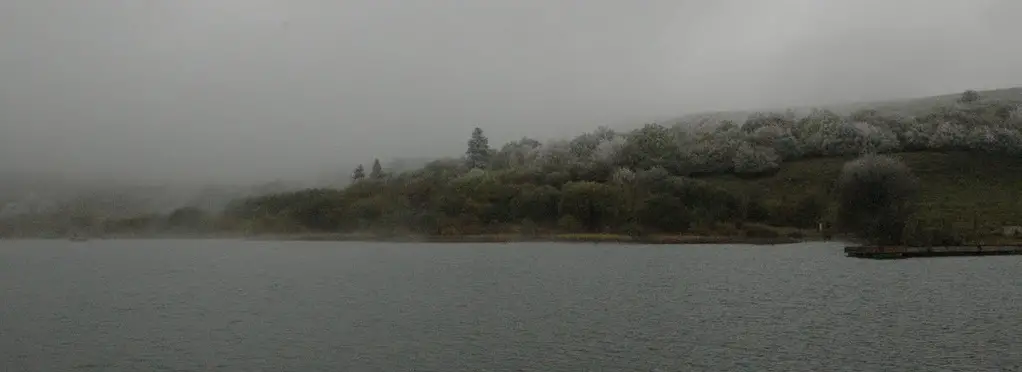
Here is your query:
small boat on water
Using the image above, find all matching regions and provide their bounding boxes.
[68,232,89,242]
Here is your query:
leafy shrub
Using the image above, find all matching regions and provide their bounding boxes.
[836,154,919,245]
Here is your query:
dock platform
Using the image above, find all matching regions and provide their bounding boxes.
[845,245,1022,259]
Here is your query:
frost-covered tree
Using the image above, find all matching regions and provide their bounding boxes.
[569,132,602,160]
[618,123,682,172]
[851,122,900,153]
[1004,105,1022,129]
[454,167,487,182]
[687,128,744,174]
[567,127,623,165]
[717,120,739,132]
[804,120,898,156]
[742,111,795,133]
[530,139,575,170]
[849,109,904,129]
[592,126,617,142]
[989,128,1022,155]
[751,125,802,160]
[466,127,492,169]
[794,109,842,141]
[493,137,541,170]
[592,135,627,165]
[715,120,739,132]
[895,121,931,151]
[733,142,780,175]
[922,104,1001,128]
[965,126,997,152]
[927,121,968,150]
[361,95,1022,195]
[669,124,698,146]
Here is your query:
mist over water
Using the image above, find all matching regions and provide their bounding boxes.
[2,0,1021,185]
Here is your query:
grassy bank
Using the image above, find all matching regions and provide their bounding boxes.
[703,151,1022,238]
[255,232,804,245]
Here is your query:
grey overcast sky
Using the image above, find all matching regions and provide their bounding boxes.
[1,0,1020,185]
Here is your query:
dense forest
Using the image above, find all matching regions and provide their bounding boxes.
[4,89,1022,245]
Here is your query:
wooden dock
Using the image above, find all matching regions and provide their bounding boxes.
[845,245,1022,259]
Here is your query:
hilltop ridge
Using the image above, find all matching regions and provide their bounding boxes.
[667,86,1022,130]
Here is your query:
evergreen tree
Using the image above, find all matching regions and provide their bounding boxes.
[370,159,384,179]
[466,127,491,169]
[351,164,365,182]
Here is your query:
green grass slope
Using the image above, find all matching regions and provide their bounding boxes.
[704,152,1022,235]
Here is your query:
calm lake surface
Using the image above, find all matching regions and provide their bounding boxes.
[1,240,1020,371]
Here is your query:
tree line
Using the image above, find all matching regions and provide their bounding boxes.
[225,91,1018,244]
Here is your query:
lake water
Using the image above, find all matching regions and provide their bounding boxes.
[1,240,1020,371]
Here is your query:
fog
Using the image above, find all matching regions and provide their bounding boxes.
[1,0,1020,186]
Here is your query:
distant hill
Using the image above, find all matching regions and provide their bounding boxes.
[0,180,304,219]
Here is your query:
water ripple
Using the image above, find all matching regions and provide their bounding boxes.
[1,240,1020,371]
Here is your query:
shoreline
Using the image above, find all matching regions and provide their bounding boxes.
[247,232,807,245]
[3,232,809,245]
[845,244,1022,259]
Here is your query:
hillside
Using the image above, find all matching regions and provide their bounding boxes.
[5,86,1022,243]
[213,150,1022,245]
[704,152,1022,235]
[213,86,1022,244]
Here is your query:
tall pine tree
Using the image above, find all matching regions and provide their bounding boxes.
[370,158,384,179]
[351,164,365,182]
[466,127,491,169]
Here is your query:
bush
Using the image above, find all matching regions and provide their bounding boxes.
[959,90,981,104]
[836,154,919,245]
